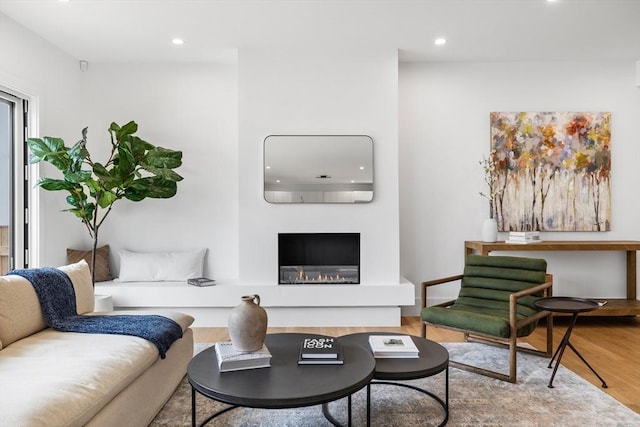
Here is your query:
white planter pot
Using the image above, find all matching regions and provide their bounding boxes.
[482,218,498,243]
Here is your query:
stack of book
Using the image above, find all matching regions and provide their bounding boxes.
[368,335,419,358]
[298,337,343,365]
[214,341,272,372]
[506,231,542,244]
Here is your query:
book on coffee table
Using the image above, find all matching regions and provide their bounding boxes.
[214,341,272,372]
[368,335,420,358]
[298,337,344,365]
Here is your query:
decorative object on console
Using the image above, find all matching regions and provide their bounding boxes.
[228,295,268,352]
[481,218,498,243]
[67,244,113,282]
[27,121,183,284]
[214,340,272,372]
[489,112,611,232]
[368,335,419,358]
[117,248,206,282]
[479,150,500,242]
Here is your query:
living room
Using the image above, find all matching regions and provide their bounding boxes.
[0,0,639,425]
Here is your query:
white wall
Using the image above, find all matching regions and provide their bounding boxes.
[76,62,239,279]
[0,12,84,267]
[237,48,400,285]
[400,61,640,311]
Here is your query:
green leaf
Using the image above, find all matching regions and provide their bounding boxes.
[64,170,92,184]
[116,143,135,176]
[26,138,51,161]
[118,121,138,137]
[142,147,182,169]
[97,190,118,208]
[38,178,76,192]
[142,166,183,182]
[28,137,71,171]
[92,163,120,190]
[123,177,176,200]
[68,140,89,172]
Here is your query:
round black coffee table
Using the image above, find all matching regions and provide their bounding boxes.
[534,296,608,389]
[188,333,375,426]
[339,332,449,427]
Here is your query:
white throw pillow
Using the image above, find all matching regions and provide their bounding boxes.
[118,248,206,282]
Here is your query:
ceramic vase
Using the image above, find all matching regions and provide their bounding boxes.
[228,294,268,352]
[482,218,498,243]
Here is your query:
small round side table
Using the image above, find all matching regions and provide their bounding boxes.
[534,296,608,389]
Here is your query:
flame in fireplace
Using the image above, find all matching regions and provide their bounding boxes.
[285,268,350,284]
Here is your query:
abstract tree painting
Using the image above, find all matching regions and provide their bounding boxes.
[489,112,611,232]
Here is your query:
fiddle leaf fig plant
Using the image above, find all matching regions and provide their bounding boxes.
[27,121,183,284]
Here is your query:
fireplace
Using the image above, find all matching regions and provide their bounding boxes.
[278,233,360,284]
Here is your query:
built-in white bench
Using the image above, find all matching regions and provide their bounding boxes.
[95,279,415,327]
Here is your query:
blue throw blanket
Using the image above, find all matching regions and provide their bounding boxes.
[8,267,182,359]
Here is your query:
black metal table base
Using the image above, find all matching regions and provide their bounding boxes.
[192,386,354,427]
[547,313,608,389]
[366,367,449,427]
[191,387,239,427]
[322,396,352,427]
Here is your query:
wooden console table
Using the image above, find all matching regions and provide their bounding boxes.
[464,240,640,316]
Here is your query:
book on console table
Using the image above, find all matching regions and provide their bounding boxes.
[506,231,543,244]
[368,335,419,358]
[298,337,344,365]
[214,341,271,372]
[187,277,216,286]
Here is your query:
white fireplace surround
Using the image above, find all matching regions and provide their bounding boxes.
[95,278,415,327]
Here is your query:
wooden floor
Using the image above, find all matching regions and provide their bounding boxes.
[193,315,640,413]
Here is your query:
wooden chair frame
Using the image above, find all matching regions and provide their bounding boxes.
[420,273,554,383]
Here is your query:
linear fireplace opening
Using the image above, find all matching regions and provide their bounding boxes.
[278,233,360,284]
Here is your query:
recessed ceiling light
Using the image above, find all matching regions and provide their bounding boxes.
[171,38,184,45]
[276,179,280,183]
[434,38,447,46]
[265,166,271,169]
[359,166,365,170]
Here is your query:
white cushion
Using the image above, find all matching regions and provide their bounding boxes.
[117,248,206,282]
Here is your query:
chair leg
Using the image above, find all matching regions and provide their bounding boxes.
[421,321,426,338]
[509,334,517,383]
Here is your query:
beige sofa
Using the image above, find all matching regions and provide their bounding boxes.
[0,260,194,427]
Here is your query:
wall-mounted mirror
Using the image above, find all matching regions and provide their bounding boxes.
[264,135,374,204]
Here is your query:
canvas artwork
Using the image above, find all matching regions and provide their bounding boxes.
[489,112,611,232]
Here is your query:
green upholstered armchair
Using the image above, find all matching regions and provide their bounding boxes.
[420,254,553,383]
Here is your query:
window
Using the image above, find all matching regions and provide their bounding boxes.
[0,89,31,273]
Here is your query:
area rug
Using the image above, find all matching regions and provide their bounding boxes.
[150,342,640,426]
